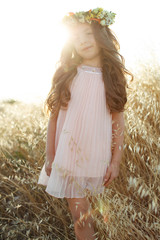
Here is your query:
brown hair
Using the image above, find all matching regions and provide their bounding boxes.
[44,21,133,120]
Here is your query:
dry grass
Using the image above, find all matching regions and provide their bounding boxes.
[0,59,160,239]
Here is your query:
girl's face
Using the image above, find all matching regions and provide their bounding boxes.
[70,23,101,64]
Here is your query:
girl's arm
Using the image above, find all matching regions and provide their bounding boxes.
[46,113,58,161]
[103,112,125,187]
[111,112,125,165]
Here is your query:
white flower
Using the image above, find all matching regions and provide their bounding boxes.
[92,8,99,14]
[99,13,104,18]
[79,17,85,23]
[100,19,106,26]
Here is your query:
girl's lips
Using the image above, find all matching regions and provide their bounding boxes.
[82,46,92,51]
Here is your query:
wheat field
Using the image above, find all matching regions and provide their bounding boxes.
[0,59,160,240]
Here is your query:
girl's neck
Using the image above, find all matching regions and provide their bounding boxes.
[79,63,102,71]
[81,59,102,68]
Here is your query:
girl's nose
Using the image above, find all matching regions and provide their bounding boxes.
[79,37,87,46]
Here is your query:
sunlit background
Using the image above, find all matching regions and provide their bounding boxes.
[0,0,160,104]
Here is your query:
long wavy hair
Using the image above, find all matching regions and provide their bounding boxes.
[44,21,134,120]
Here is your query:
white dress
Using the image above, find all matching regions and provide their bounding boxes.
[38,64,112,198]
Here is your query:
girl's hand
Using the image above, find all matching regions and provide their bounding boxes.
[45,157,55,177]
[103,161,120,187]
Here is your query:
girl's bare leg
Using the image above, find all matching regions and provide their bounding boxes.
[66,196,96,240]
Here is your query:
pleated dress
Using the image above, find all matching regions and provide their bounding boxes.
[38,64,113,198]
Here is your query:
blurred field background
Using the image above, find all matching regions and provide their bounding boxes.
[0,55,160,239]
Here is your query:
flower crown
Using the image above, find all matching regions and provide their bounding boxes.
[62,7,116,27]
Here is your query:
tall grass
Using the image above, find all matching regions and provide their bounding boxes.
[0,59,160,239]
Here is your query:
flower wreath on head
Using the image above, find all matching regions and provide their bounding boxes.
[62,7,116,27]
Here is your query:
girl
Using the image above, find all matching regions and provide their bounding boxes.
[38,7,133,240]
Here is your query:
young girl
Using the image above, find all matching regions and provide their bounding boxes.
[38,7,133,240]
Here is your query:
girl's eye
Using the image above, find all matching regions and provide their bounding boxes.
[87,32,92,35]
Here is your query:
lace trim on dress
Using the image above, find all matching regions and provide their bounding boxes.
[78,64,102,74]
